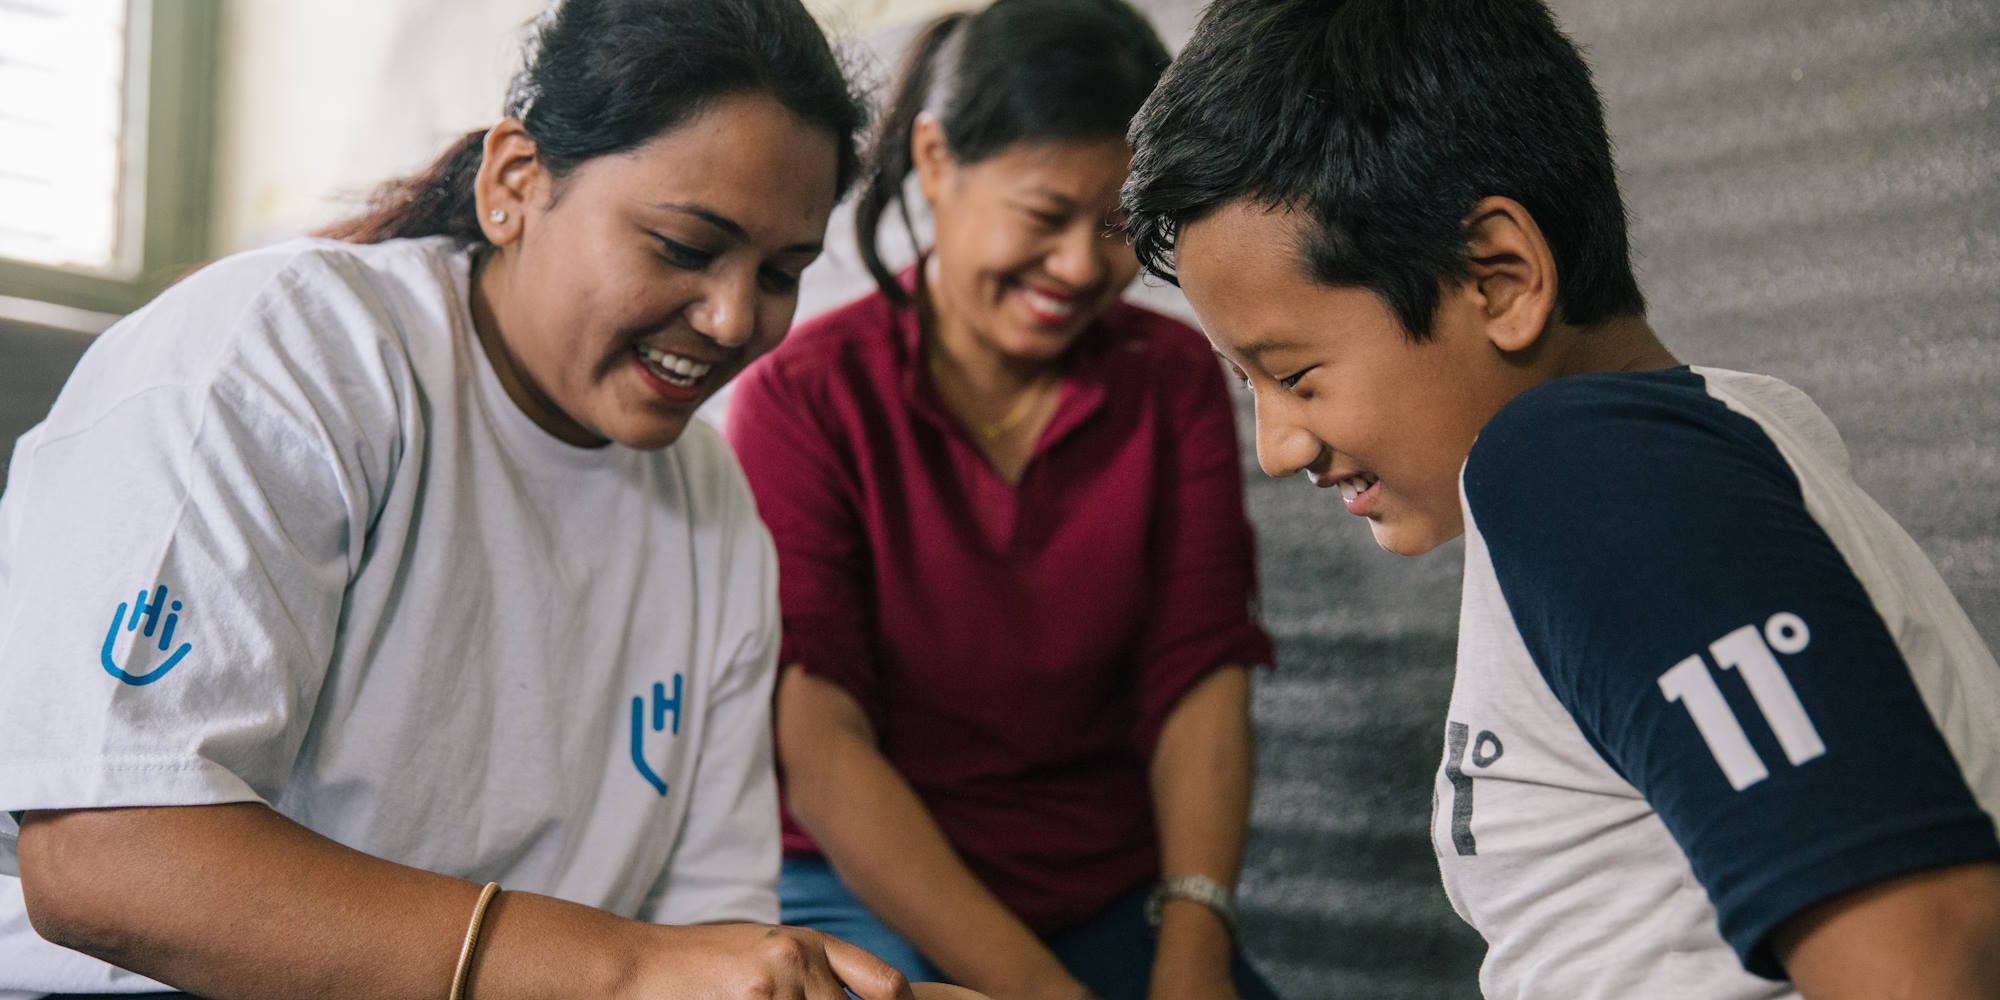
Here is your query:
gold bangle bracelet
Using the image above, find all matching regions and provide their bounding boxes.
[450,881,502,1000]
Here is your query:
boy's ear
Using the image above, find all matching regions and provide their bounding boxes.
[911,115,954,206]
[1461,196,1558,353]
[475,118,547,247]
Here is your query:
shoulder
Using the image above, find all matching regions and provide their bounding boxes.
[1078,301,1225,395]
[1097,300,1213,366]
[46,240,453,434]
[758,287,902,386]
[1464,367,1793,519]
[159,237,458,324]
[731,288,905,440]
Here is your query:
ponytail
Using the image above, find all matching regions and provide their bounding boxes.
[854,12,966,305]
[316,129,488,244]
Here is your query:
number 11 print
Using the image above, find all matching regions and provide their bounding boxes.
[1658,612,1825,791]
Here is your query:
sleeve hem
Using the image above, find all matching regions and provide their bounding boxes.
[1136,628,1277,755]
[0,756,267,812]
[1721,810,2000,979]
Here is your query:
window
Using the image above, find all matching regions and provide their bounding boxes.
[0,0,132,274]
[0,0,216,318]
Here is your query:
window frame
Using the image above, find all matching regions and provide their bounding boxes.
[0,0,218,317]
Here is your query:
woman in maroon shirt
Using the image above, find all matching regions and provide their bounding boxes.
[726,2,1278,998]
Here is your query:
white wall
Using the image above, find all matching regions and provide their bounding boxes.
[209,0,549,251]
[202,0,1197,256]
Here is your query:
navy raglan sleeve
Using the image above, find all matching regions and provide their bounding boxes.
[1462,370,2000,978]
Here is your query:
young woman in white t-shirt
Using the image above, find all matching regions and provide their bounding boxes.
[0,2,920,998]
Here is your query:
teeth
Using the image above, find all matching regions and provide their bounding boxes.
[637,345,713,385]
[1022,288,1076,319]
[1337,473,1378,503]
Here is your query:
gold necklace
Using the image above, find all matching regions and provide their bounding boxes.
[928,352,1057,443]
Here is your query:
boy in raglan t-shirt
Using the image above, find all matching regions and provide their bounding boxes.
[1119,1,2000,997]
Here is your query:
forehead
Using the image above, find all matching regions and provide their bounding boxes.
[1176,200,1317,351]
[580,92,841,245]
[964,137,1132,200]
[1175,199,1400,363]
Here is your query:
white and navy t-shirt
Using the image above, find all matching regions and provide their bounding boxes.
[0,237,782,996]
[1434,366,2000,1000]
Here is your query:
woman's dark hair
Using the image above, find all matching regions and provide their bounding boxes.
[1122,0,1646,339]
[320,0,865,244]
[854,0,1170,304]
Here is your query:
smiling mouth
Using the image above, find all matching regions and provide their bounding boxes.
[1019,285,1081,325]
[1336,471,1379,504]
[634,344,715,388]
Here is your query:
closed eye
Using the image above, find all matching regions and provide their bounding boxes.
[654,235,714,271]
[759,265,802,295]
[1021,206,1067,230]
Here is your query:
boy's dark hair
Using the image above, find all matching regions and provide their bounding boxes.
[321,0,864,244]
[855,0,1170,304]
[1121,0,1645,339]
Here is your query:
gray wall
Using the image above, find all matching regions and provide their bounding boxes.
[1,1,1995,996]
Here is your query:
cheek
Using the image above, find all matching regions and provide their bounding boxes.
[1104,249,1141,293]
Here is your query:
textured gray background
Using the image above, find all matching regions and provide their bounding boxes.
[2,1,1996,997]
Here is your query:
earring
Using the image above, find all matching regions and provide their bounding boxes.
[489,208,508,224]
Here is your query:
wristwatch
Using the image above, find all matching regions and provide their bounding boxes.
[1144,873,1238,938]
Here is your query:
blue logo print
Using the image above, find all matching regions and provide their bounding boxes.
[101,584,193,686]
[630,674,684,796]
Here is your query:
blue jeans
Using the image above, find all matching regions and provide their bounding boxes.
[781,856,1283,1000]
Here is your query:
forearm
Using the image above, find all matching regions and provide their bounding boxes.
[783,708,1076,998]
[19,803,638,1000]
[1147,667,1254,989]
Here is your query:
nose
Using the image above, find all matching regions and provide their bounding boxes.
[1253,393,1326,480]
[1043,223,1110,291]
[688,270,758,349]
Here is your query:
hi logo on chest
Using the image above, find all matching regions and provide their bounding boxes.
[630,674,685,796]
[101,584,194,685]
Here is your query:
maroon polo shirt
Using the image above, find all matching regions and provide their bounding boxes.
[725,280,1273,933]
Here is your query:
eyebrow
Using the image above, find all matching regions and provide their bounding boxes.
[655,202,823,256]
[1016,188,1079,209]
[1230,335,1305,361]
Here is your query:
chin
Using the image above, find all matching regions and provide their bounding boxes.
[1004,323,1085,362]
[1368,519,1455,558]
[608,413,693,451]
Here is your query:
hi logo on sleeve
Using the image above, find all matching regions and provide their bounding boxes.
[629,674,684,796]
[101,584,194,685]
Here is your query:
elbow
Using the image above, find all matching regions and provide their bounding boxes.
[18,810,142,961]
[776,728,862,834]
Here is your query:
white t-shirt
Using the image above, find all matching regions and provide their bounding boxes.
[0,237,783,995]
[1436,366,2000,999]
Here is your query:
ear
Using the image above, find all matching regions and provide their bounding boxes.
[474,118,547,247]
[1460,196,1558,353]
[911,114,955,206]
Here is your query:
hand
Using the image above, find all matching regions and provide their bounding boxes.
[625,922,915,1000]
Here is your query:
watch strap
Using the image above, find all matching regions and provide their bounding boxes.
[1144,873,1238,937]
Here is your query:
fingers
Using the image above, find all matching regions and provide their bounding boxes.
[749,925,862,1000]
[821,932,915,1000]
